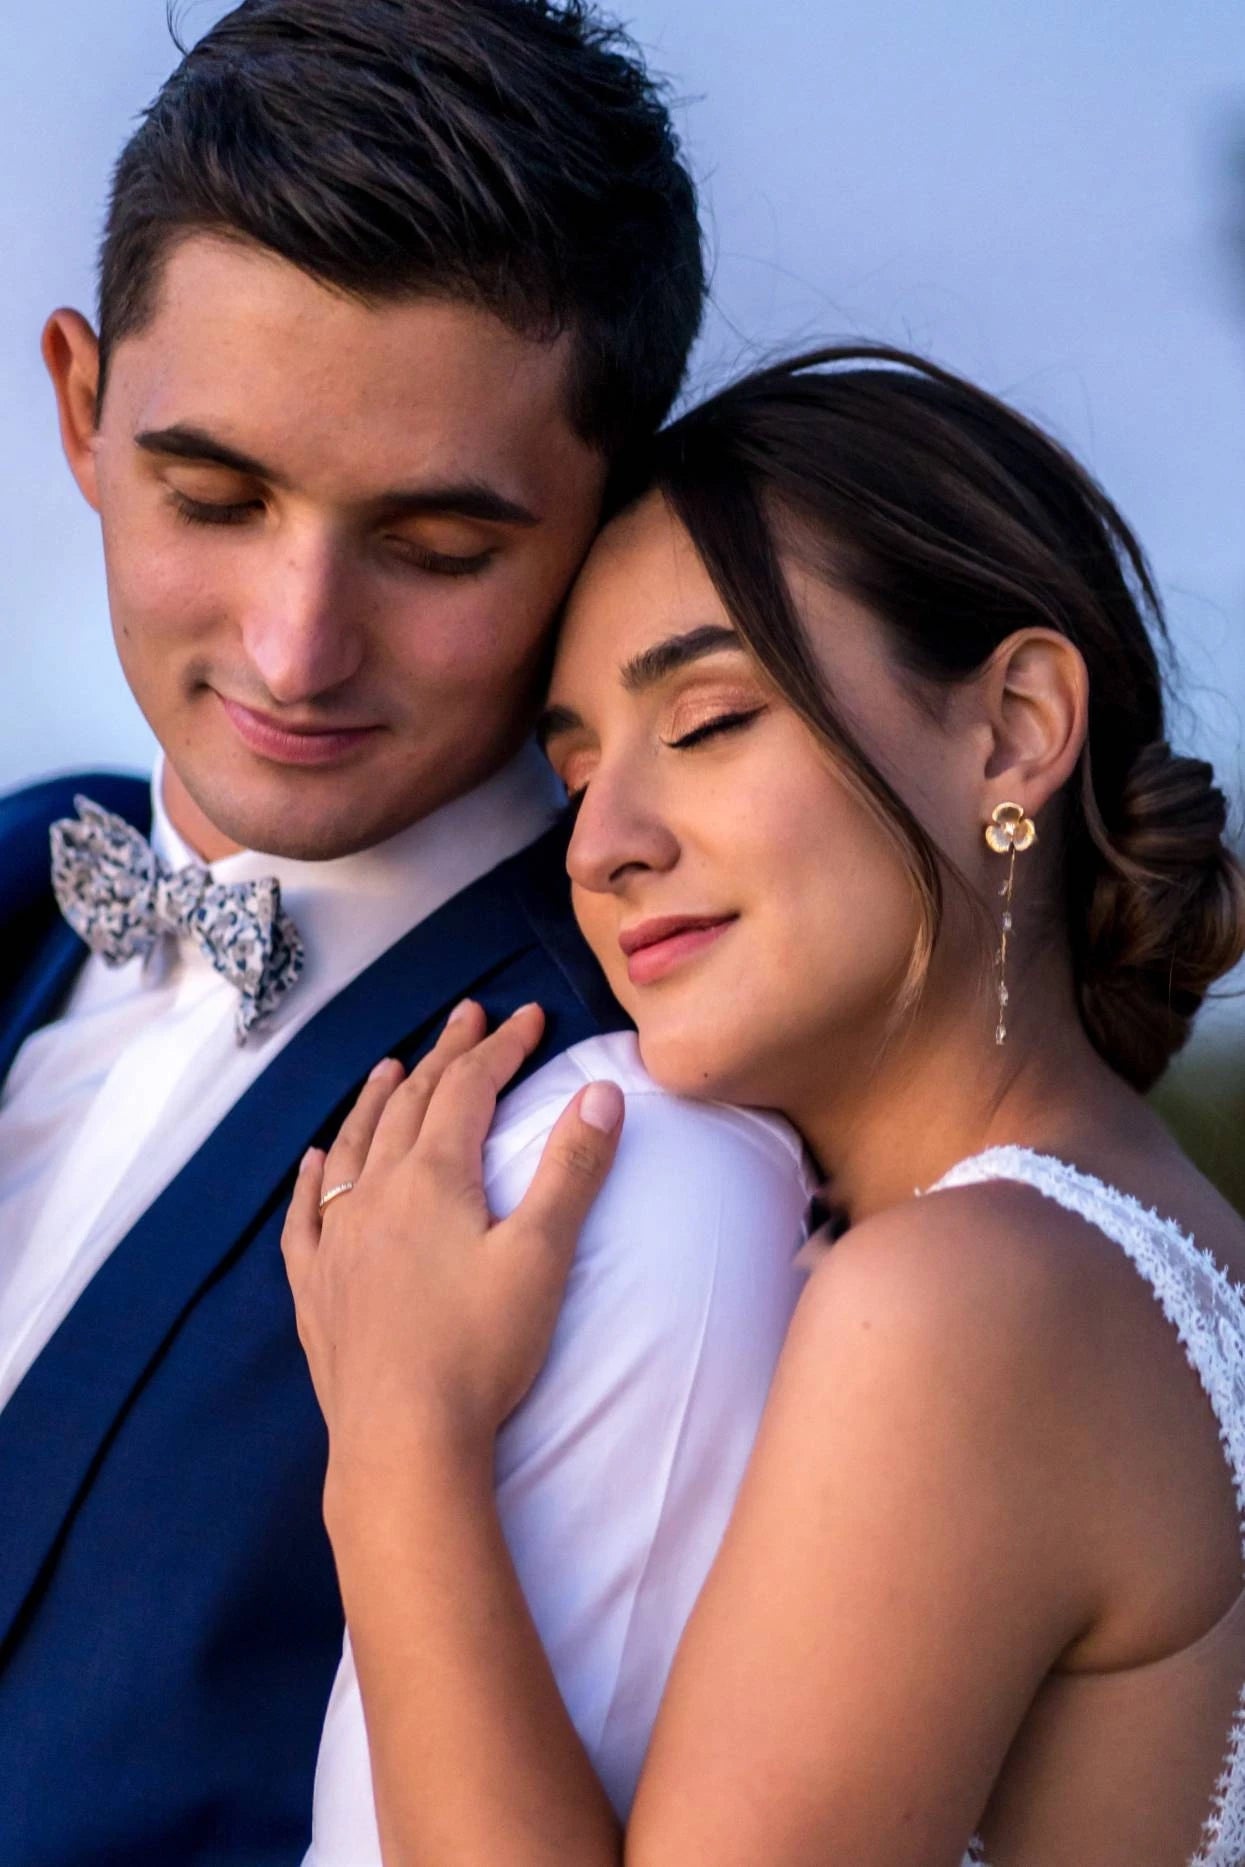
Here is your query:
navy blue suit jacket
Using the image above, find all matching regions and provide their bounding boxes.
[0,772,626,1866]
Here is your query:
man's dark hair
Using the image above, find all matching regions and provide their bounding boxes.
[97,0,705,455]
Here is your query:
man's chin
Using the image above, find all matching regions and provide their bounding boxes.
[167,764,428,864]
[228,817,394,862]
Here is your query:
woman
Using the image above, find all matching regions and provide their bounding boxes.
[282,346,1245,1865]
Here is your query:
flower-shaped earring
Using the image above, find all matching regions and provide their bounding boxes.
[984,801,1037,856]
[984,802,1037,1044]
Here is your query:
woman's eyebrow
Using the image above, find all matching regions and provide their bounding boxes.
[537,625,744,752]
[536,703,582,752]
[620,624,742,692]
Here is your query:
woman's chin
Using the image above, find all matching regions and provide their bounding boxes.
[633,1027,745,1105]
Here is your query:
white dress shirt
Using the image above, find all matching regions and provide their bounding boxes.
[0,747,813,1857]
[307,1032,811,1861]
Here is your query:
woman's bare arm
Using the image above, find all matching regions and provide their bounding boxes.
[626,1191,1104,1865]
[325,1443,623,1867]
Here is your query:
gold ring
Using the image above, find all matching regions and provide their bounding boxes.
[318,1180,356,1216]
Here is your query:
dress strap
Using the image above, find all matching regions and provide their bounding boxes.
[929,1144,1245,1867]
[930,1145,1245,1544]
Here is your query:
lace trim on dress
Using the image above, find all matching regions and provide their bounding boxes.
[929,1145,1245,1867]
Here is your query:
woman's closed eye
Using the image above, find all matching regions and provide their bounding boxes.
[558,703,768,813]
[663,704,768,751]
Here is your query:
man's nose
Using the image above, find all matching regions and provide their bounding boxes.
[565,763,680,894]
[238,532,366,706]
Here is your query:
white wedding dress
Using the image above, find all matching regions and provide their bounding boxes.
[925,1148,1245,1867]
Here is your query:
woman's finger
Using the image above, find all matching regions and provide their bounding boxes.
[367,998,488,1170]
[281,1147,326,1280]
[321,1057,406,1201]
[414,1003,546,1187]
[508,1082,624,1268]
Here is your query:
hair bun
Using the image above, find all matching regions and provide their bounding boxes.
[1079,741,1245,1089]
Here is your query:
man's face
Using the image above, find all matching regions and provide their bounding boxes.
[56,235,607,858]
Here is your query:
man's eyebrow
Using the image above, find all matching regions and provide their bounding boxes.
[620,624,743,692]
[537,625,745,751]
[133,425,540,525]
[135,425,277,481]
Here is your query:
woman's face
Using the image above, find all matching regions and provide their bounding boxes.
[542,493,983,1114]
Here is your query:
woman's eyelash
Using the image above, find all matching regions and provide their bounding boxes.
[665,706,766,750]
[558,707,766,811]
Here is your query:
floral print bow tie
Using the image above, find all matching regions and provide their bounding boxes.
[50,795,305,1042]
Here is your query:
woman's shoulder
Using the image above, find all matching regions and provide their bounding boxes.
[787,1174,1157,1444]
[807,1174,1115,1328]
[787,1165,1242,1550]
[735,1181,1127,1653]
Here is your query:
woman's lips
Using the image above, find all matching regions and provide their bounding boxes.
[620,915,738,987]
[218,694,381,767]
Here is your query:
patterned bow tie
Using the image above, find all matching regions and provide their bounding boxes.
[50,795,305,1042]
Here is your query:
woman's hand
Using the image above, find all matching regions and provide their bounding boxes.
[281,1000,624,1483]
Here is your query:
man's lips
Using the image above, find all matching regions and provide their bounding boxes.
[217,694,382,768]
[619,914,738,987]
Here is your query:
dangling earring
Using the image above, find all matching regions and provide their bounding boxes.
[984,802,1037,1045]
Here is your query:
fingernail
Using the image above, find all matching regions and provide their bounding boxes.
[446,999,475,1027]
[300,1148,319,1173]
[368,1057,399,1082]
[580,1081,624,1134]
[514,1002,542,1019]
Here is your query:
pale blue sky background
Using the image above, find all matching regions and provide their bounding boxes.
[2,1,1243,1027]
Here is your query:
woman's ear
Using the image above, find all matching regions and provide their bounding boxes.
[976,629,1089,819]
[42,309,103,512]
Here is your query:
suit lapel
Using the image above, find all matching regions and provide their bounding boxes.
[0,850,550,1653]
[0,921,86,1087]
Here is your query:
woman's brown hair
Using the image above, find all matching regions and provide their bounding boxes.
[633,344,1245,1090]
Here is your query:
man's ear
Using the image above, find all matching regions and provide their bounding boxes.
[42,309,103,512]
[976,629,1089,820]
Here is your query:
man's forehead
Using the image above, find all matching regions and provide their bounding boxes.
[110,234,584,459]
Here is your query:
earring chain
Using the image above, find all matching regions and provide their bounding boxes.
[995,843,1016,1045]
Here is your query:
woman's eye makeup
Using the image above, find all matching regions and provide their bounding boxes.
[663,704,768,750]
[554,699,767,809]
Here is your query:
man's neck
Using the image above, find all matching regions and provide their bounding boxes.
[160,763,245,863]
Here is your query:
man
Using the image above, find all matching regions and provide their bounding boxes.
[0,4,809,1862]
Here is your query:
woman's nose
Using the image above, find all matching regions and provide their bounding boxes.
[565,766,680,893]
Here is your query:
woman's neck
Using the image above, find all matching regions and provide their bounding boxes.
[792,968,1148,1225]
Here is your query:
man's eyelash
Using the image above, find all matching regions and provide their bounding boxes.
[389,542,496,579]
[168,492,494,577]
[665,706,766,750]
[169,491,259,528]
